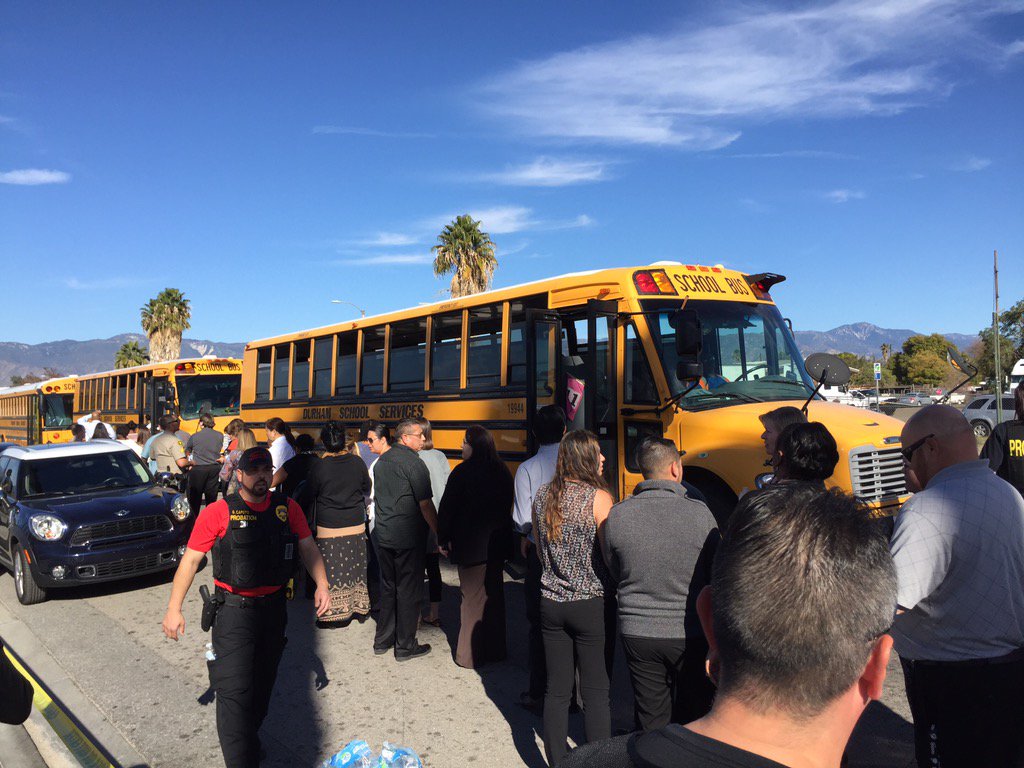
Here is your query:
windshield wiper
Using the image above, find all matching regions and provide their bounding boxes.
[687,391,765,404]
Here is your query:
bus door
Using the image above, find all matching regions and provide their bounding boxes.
[27,396,41,445]
[147,378,176,428]
[526,310,562,456]
[558,300,619,493]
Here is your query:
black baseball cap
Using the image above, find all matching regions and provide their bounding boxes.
[237,447,273,472]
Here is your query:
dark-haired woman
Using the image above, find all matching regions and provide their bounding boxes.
[533,430,613,765]
[265,417,297,478]
[438,426,514,668]
[773,421,840,485]
[300,421,372,627]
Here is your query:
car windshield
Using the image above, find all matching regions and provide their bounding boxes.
[642,299,815,410]
[19,451,151,497]
[176,375,241,419]
[41,394,74,427]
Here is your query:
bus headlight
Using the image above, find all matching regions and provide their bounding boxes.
[30,515,67,541]
[171,495,191,522]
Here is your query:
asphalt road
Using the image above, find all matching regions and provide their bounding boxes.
[0,558,915,768]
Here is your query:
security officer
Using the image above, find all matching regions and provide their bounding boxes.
[162,447,329,768]
[982,385,1024,496]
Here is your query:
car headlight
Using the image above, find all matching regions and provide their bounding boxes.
[30,515,67,541]
[170,495,191,522]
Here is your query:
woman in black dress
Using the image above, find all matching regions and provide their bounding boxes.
[437,425,514,668]
[301,421,372,627]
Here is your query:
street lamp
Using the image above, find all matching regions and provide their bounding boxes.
[330,300,367,317]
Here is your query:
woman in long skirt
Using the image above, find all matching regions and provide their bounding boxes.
[300,421,373,626]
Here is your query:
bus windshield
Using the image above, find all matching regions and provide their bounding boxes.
[642,299,816,410]
[177,375,241,419]
[41,394,74,427]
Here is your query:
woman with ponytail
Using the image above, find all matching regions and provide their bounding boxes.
[532,429,613,766]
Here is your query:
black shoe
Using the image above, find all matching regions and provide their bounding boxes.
[395,643,431,662]
[373,644,392,655]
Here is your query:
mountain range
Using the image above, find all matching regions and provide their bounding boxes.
[0,323,978,385]
[0,334,246,385]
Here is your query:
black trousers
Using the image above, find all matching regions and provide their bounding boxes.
[373,545,425,656]
[208,590,287,768]
[540,596,610,767]
[524,540,546,698]
[901,655,1024,768]
[621,635,715,731]
[188,463,221,517]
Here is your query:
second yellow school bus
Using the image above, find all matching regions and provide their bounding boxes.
[74,358,243,436]
[0,377,78,445]
[239,264,908,519]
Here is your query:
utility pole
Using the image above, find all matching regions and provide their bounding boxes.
[994,250,1002,424]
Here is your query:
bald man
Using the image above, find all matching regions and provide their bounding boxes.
[891,405,1024,768]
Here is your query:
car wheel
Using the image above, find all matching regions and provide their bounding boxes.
[13,545,47,605]
[971,420,992,439]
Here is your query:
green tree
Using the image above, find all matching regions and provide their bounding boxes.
[140,288,191,363]
[891,334,960,385]
[903,351,949,387]
[115,340,150,369]
[431,215,497,298]
[879,343,892,364]
[997,297,1024,358]
[971,329,1017,385]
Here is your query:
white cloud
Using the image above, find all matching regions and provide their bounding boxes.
[0,169,71,185]
[424,206,595,235]
[824,189,866,203]
[312,125,433,139]
[950,155,991,172]
[354,232,421,247]
[335,253,433,266]
[65,276,147,290]
[480,157,610,186]
[480,0,1023,148]
[725,150,858,160]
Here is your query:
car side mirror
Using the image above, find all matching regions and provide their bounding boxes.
[1,478,12,497]
[671,308,703,382]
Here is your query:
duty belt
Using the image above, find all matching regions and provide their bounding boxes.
[215,586,284,609]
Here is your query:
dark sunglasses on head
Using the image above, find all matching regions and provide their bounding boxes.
[900,433,935,462]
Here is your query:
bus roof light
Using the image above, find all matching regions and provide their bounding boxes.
[633,271,661,294]
[745,272,787,299]
[650,271,678,295]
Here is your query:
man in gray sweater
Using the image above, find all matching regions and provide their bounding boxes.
[604,437,719,731]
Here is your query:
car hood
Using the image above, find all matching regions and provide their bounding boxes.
[20,486,173,522]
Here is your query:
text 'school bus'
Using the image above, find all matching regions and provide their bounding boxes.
[74,358,243,436]
[239,265,908,519]
[0,377,78,445]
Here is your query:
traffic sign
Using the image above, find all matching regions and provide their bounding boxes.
[875,372,882,381]
[873,362,882,374]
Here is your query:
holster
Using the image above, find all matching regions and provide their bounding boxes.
[199,584,222,632]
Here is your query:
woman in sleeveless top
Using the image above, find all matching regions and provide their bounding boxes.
[532,429,614,766]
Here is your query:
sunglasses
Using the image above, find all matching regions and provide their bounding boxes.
[900,433,934,462]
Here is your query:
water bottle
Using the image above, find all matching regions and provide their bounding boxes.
[204,642,216,662]
[378,742,422,768]
[319,740,374,768]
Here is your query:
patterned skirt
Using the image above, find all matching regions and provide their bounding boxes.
[316,525,370,623]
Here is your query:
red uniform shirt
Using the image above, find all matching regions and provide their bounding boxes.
[188,495,312,597]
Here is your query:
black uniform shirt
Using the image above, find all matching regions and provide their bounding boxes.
[981,419,1024,495]
[372,444,432,549]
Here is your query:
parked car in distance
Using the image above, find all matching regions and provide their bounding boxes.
[962,395,1017,438]
[897,392,935,406]
[0,442,193,605]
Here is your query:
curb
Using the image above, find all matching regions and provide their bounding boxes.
[0,601,149,768]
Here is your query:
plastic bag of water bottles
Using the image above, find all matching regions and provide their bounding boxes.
[319,740,374,767]
[318,740,422,768]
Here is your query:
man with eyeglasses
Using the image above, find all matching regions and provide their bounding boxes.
[891,404,1024,768]
[370,418,438,661]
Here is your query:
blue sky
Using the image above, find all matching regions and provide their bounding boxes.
[1,1,1022,347]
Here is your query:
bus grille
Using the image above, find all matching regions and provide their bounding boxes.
[849,446,907,503]
[70,516,172,546]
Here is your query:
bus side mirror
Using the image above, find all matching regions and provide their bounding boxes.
[804,353,852,387]
[671,309,704,381]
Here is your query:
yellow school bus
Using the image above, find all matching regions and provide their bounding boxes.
[0,377,78,445]
[239,264,908,519]
[74,358,242,436]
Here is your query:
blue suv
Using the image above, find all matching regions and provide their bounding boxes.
[0,442,193,604]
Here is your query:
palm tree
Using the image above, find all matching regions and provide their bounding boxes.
[431,215,497,298]
[115,341,150,369]
[880,343,892,364]
[140,288,191,362]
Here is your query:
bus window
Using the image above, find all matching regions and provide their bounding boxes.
[42,394,73,427]
[431,312,463,391]
[273,344,290,400]
[116,375,127,410]
[467,306,502,390]
[361,327,386,394]
[624,422,664,472]
[624,323,658,404]
[293,340,310,399]
[127,374,137,411]
[312,336,332,398]
[336,333,357,396]
[256,347,271,401]
[178,375,241,419]
[508,311,527,387]
[389,320,427,392]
